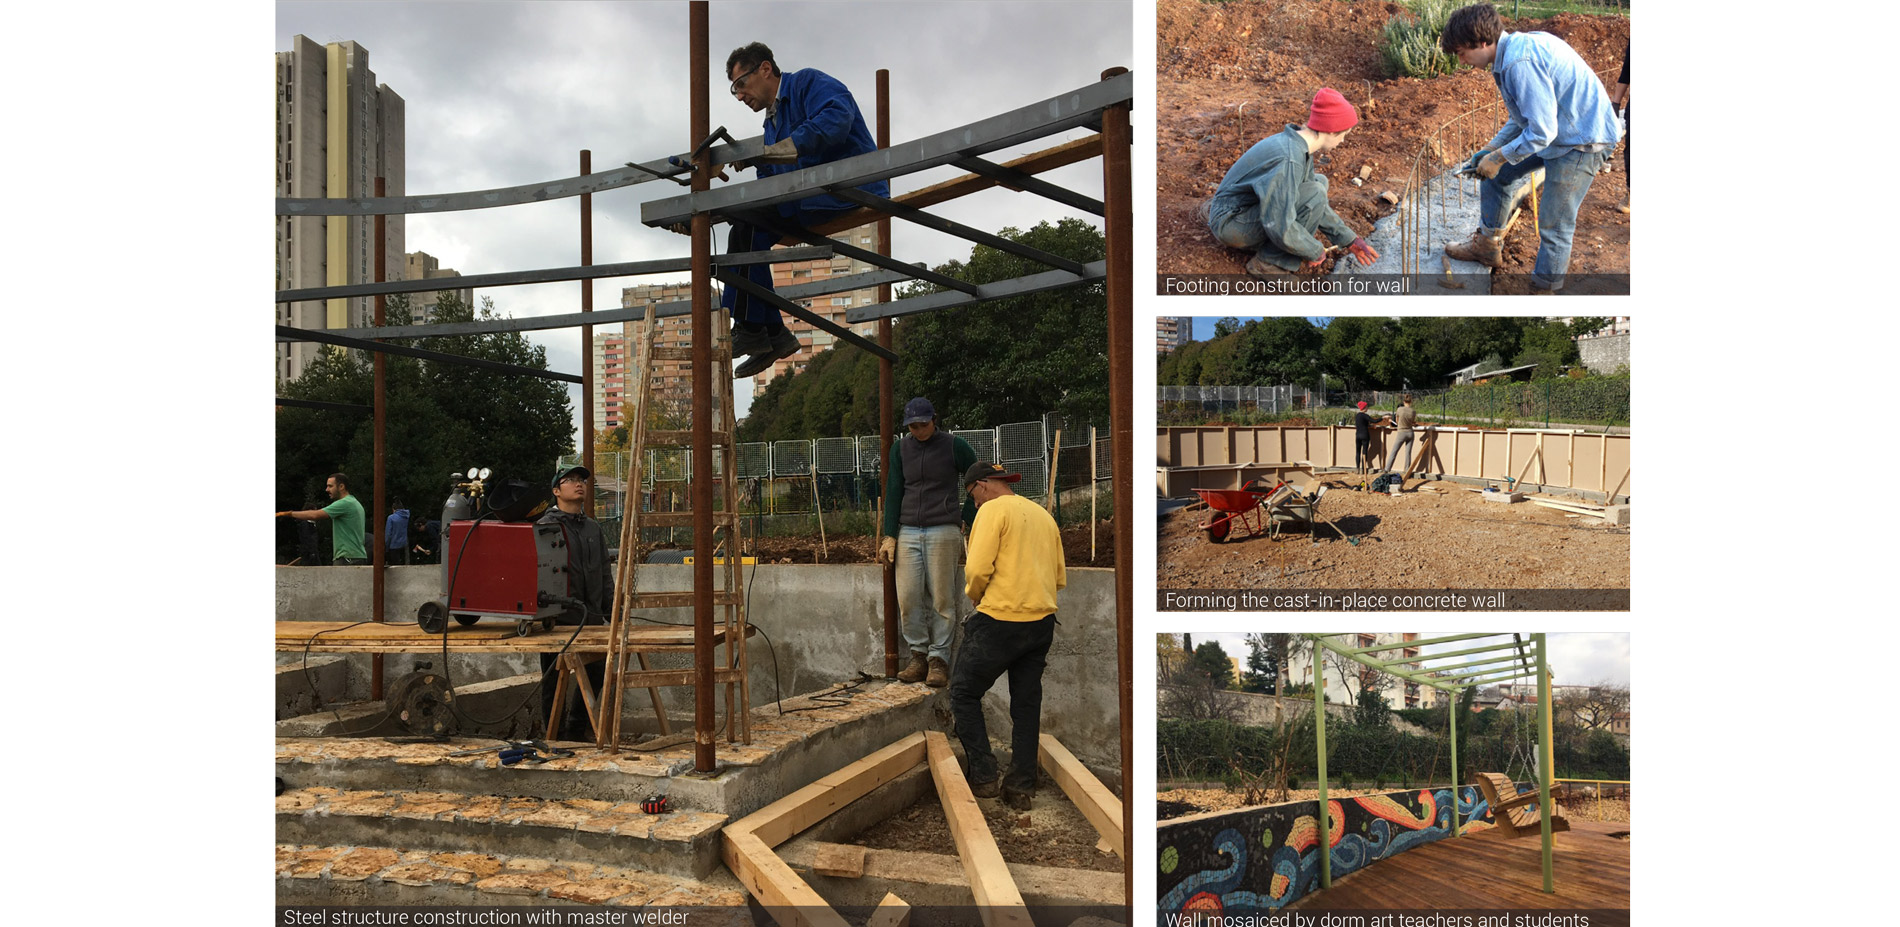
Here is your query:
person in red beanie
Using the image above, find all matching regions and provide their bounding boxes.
[1198,87,1379,278]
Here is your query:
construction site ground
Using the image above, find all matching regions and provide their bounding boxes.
[1158,477,1629,592]
[1156,0,1630,293]
[1158,786,1632,824]
[858,782,1126,872]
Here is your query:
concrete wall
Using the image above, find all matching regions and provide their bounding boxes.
[276,563,1124,772]
[1156,685,1432,737]
[1578,333,1630,374]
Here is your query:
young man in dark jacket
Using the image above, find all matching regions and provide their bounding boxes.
[878,398,978,688]
[539,464,612,742]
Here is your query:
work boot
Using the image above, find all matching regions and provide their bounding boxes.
[1443,230,1503,268]
[970,778,1001,799]
[896,651,928,684]
[733,328,800,378]
[925,657,949,688]
[1193,198,1212,226]
[730,321,771,357]
[1244,254,1294,279]
[1003,788,1034,811]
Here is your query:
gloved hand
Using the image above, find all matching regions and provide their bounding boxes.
[1347,238,1380,266]
[736,138,798,170]
[1304,255,1327,269]
[1476,150,1508,180]
[877,536,897,565]
[1460,149,1491,174]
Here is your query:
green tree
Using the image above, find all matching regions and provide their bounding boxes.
[1195,334,1241,386]
[1514,319,1581,376]
[1180,640,1237,690]
[1212,317,1242,339]
[1158,338,1207,386]
[1241,632,1289,695]
[1236,316,1323,385]
[275,293,575,560]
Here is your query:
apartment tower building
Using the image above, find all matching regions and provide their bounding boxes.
[403,252,472,324]
[275,35,405,382]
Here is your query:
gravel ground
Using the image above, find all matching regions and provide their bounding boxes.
[1159,477,1629,593]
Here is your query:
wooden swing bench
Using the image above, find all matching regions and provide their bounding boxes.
[1474,772,1569,838]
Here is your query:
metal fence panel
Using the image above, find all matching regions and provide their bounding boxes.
[954,428,998,464]
[813,436,857,474]
[736,442,771,479]
[857,435,887,475]
[771,439,813,476]
[996,421,1043,464]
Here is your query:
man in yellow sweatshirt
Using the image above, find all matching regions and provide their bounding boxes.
[950,462,1067,811]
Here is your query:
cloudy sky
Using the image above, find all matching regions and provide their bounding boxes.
[277,1,1132,426]
[1187,632,1632,689]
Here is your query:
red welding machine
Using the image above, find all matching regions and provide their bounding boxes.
[416,473,575,637]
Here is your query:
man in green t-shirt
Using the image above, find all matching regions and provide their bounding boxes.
[278,472,369,565]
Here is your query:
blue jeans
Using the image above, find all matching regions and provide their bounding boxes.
[896,524,962,662]
[1478,146,1609,290]
[949,612,1055,793]
[720,206,856,330]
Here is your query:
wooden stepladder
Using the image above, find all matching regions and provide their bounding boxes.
[585,302,752,751]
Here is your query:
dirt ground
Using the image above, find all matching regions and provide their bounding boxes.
[1156,0,1630,291]
[856,785,1126,872]
[1158,476,1629,593]
[1158,786,1631,824]
[656,520,1118,567]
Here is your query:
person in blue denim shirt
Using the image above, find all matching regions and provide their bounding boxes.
[1440,3,1621,292]
[1201,88,1379,278]
[722,42,887,377]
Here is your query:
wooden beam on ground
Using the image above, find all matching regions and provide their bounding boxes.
[1036,734,1123,859]
[732,732,928,849]
[800,136,1104,238]
[925,731,1032,927]
[723,830,851,927]
[866,893,911,927]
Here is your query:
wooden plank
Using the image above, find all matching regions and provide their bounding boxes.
[734,732,928,849]
[723,830,851,927]
[812,843,867,879]
[1036,734,1123,859]
[616,667,746,689]
[1400,428,1439,480]
[865,893,911,927]
[925,731,1032,927]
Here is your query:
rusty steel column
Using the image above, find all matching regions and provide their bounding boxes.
[876,68,898,679]
[581,150,595,506]
[688,0,716,773]
[1098,66,1134,910]
[371,176,388,699]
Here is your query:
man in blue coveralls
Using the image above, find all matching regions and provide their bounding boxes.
[722,42,887,378]
[1439,3,1621,293]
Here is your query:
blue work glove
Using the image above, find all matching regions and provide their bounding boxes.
[1460,150,1491,174]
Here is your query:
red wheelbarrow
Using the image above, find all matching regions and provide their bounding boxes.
[1193,479,1294,543]
[1194,476,1358,545]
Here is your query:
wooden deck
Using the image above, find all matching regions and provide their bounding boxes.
[1288,820,1629,910]
[274,621,748,653]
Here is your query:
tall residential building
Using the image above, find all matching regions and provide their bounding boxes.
[1156,316,1191,353]
[1286,632,1437,710]
[404,252,472,324]
[608,282,698,436]
[750,222,884,398]
[276,35,405,382]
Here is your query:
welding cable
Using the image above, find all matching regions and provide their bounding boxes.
[298,620,406,736]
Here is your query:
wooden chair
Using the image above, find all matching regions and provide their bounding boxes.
[1473,772,1569,838]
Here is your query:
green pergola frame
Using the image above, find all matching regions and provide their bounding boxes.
[1304,632,1559,894]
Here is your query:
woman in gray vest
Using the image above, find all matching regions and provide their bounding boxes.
[877,398,978,687]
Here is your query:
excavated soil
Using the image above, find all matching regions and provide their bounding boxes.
[856,783,1126,872]
[1157,0,1630,291]
[1158,477,1629,592]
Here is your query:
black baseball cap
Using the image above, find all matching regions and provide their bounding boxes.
[552,464,591,488]
[962,461,1022,489]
